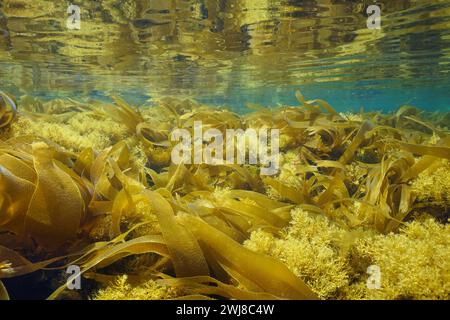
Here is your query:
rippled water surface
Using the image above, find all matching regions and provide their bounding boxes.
[0,0,449,110]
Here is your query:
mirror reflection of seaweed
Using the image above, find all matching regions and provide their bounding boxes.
[170,121,280,176]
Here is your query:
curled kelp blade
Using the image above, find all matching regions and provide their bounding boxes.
[0,139,91,243]
[24,142,85,250]
[0,162,35,233]
[0,90,17,128]
[136,123,171,147]
[48,234,172,300]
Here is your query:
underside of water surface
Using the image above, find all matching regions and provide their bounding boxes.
[0,0,449,300]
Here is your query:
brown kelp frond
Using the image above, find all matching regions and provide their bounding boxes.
[180,109,242,133]
[144,190,210,277]
[392,139,450,159]
[176,213,318,300]
[179,188,292,236]
[0,137,149,254]
[24,142,85,249]
[339,121,375,165]
[94,96,144,133]
[95,96,176,167]
[19,96,92,115]
[48,234,171,299]
[0,140,86,250]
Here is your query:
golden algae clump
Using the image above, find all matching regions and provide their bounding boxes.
[11,109,130,152]
[93,275,183,300]
[272,151,305,189]
[346,218,450,300]
[245,208,373,299]
[12,117,96,152]
[411,159,450,207]
[9,97,150,170]
[246,209,450,300]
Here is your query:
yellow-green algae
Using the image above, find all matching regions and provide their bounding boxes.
[94,275,184,300]
[245,208,450,300]
[0,91,449,300]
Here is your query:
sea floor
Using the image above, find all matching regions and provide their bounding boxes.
[0,91,449,300]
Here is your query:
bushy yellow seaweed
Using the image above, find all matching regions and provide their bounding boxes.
[245,208,364,299]
[11,113,129,152]
[347,218,450,300]
[94,275,183,300]
[411,159,450,206]
[246,207,450,300]
[264,150,305,200]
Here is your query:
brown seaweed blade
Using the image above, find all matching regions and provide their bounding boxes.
[339,120,374,165]
[48,235,171,299]
[24,142,85,250]
[145,190,210,277]
[177,213,318,300]
[0,165,35,234]
[395,140,450,160]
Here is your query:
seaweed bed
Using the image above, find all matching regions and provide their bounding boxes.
[0,90,449,300]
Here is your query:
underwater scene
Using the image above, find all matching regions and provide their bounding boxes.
[0,0,449,301]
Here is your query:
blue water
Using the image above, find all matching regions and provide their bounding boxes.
[12,81,448,114]
[197,83,450,113]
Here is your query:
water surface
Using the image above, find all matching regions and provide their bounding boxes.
[0,0,449,111]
